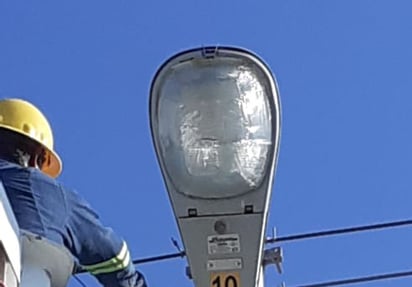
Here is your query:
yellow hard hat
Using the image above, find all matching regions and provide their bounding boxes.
[0,98,62,178]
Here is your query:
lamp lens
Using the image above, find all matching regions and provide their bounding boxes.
[156,58,273,198]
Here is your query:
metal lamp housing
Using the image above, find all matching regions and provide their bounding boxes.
[150,47,281,287]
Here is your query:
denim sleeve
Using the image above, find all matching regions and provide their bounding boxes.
[65,190,147,287]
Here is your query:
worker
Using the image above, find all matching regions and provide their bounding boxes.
[0,98,147,287]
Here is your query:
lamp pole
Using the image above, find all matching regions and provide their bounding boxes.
[150,46,281,287]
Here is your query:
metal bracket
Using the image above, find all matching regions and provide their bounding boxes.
[185,266,192,280]
[262,247,283,274]
[171,237,183,253]
[201,46,219,58]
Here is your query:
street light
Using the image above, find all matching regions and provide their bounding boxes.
[150,46,281,287]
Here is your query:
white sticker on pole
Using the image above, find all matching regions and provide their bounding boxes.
[207,234,240,255]
[207,258,243,271]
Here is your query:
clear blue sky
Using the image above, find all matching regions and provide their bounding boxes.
[1,1,412,286]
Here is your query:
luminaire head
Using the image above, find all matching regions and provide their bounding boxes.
[150,46,281,287]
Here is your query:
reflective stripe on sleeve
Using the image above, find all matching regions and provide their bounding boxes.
[82,241,131,275]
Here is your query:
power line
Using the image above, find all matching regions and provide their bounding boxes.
[72,219,412,286]
[73,269,412,287]
[132,250,185,265]
[74,251,186,274]
[268,219,412,243]
[121,218,412,267]
[73,275,88,287]
[292,269,412,287]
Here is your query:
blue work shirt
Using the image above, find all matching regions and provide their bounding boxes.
[0,159,146,287]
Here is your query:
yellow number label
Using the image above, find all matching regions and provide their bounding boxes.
[210,272,240,287]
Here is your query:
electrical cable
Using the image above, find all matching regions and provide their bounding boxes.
[73,275,88,287]
[73,218,412,287]
[292,269,412,287]
[132,250,186,265]
[124,218,412,266]
[75,251,186,274]
[268,219,412,244]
